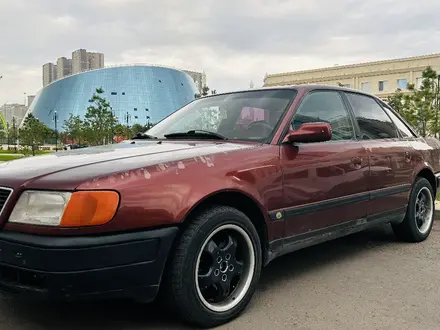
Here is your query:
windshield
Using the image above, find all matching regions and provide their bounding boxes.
[146,89,297,142]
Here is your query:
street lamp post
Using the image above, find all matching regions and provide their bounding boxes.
[111,108,115,144]
[6,122,9,150]
[436,75,440,138]
[125,111,130,138]
[53,111,58,152]
[145,108,150,129]
[12,116,16,153]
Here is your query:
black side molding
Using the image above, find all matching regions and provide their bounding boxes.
[268,184,410,220]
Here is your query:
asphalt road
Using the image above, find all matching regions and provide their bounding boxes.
[1,222,440,330]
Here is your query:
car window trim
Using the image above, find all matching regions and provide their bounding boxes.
[343,91,401,141]
[277,88,358,145]
[262,89,299,144]
[377,99,418,138]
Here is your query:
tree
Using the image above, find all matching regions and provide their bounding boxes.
[19,113,50,156]
[386,66,440,137]
[195,85,214,99]
[406,67,438,137]
[386,88,417,128]
[114,124,126,137]
[145,122,156,130]
[131,123,145,136]
[63,114,86,145]
[83,87,118,145]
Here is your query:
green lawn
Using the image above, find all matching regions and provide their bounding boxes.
[0,149,53,155]
[0,154,24,161]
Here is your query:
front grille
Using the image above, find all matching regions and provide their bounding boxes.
[0,187,12,216]
[0,264,46,291]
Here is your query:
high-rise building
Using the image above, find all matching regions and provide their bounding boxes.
[87,52,104,70]
[72,49,88,74]
[27,95,36,107]
[42,63,57,87]
[0,103,28,127]
[57,57,72,79]
[43,49,105,86]
[183,70,207,93]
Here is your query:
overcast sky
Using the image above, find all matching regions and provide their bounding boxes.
[1,0,440,105]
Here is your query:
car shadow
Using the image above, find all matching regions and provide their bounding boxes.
[257,224,398,293]
[0,224,400,330]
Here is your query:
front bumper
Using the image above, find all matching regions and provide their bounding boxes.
[0,227,178,302]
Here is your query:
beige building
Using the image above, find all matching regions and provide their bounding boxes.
[0,103,28,127]
[42,62,57,87]
[72,49,89,74]
[183,70,207,94]
[87,52,105,71]
[57,57,72,79]
[42,48,105,86]
[264,53,440,99]
[26,95,35,107]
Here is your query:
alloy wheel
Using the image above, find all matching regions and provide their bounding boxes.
[195,224,255,313]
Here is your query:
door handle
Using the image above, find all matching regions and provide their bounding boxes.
[404,151,411,162]
[351,157,362,169]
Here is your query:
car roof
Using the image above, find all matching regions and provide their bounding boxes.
[204,84,379,100]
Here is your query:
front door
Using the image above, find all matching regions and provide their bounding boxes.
[343,92,414,218]
[280,90,369,238]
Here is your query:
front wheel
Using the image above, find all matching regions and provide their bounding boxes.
[392,177,435,242]
[165,206,262,328]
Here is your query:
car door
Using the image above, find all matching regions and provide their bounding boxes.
[280,90,370,238]
[343,92,414,219]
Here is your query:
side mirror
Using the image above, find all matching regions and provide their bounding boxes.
[283,122,332,143]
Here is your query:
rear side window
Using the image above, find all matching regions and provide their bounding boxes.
[345,93,398,139]
[292,91,355,141]
[381,105,416,138]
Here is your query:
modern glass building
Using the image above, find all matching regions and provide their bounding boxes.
[26,65,198,130]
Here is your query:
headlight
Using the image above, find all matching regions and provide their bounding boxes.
[9,190,119,227]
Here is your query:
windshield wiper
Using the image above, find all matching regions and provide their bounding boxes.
[132,132,158,140]
[164,130,227,140]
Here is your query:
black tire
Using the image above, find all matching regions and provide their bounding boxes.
[392,177,435,242]
[164,205,262,328]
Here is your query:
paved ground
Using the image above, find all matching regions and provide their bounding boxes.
[1,222,440,330]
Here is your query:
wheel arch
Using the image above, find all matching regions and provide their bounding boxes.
[416,167,437,195]
[181,189,270,265]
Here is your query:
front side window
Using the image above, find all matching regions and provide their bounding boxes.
[147,89,297,142]
[345,93,398,139]
[292,91,355,141]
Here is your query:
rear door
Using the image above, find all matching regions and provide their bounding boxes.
[343,92,414,219]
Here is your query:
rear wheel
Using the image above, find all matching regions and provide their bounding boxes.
[392,177,435,242]
[165,205,262,328]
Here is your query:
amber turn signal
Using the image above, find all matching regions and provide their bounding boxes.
[60,191,120,227]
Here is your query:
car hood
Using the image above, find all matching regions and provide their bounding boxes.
[0,140,258,188]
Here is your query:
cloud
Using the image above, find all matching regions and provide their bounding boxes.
[1,0,440,105]
[51,15,77,27]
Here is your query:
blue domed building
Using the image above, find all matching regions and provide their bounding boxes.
[27,65,198,130]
